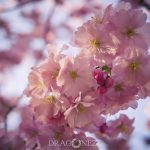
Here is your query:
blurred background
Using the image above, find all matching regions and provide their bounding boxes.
[0,0,150,149]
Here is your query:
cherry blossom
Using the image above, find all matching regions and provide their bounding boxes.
[1,1,150,149]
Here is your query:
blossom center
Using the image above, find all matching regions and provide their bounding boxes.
[129,61,139,71]
[44,95,55,104]
[54,132,62,140]
[118,123,128,133]
[31,130,38,137]
[51,68,59,80]
[69,71,78,80]
[114,83,122,92]
[77,104,85,113]
[37,80,44,88]
[90,39,101,48]
[126,28,135,38]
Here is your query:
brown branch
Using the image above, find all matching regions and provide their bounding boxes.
[3,93,24,133]
[139,0,150,10]
[4,106,15,133]
[0,0,43,13]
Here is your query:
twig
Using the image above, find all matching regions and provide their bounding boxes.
[43,5,56,42]
[140,0,150,10]
[0,0,42,13]
[4,106,15,133]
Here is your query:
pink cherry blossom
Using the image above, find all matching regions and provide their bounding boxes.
[109,7,150,51]
[57,55,95,98]
[95,75,138,114]
[64,93,99,128]
[92,4,113,25]
[74,21,115,57]
[36,58,60,90]
[94,114,134,139]
[112,50,150,87]
[24,68,48,99]
[4,1,150,150]
[32,90,70,124]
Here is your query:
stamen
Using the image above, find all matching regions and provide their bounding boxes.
[90,39,101,48]
[31,130,38,137]
[118,123,128,133]
[37,81,44,88]
[125,28,135,38]
[114,83,122,92]
[51,68,59,80]
[69,71,78,80]
[44,95,55,104]
[77,104,85,112]
[129,61,139,71]
[54,132,61,140]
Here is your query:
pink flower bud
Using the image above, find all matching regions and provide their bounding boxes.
[97,86,107,94]
[105,77,113,88]
[92,69,105,85]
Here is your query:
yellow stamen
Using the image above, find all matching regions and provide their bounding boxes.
[54,132,61,140]
[51,68,59,80]
[69,71,78,80]
[118,123,128,133]
[125,28,135,38]
[129,61,139,71]
[90,39,101,48]
[31,130,38,137]
[37,81,44,88]
[114,83,122,92]
[77,104,85,113]
[44,95,55,104]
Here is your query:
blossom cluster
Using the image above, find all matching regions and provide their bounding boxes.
[8,2,150,149]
